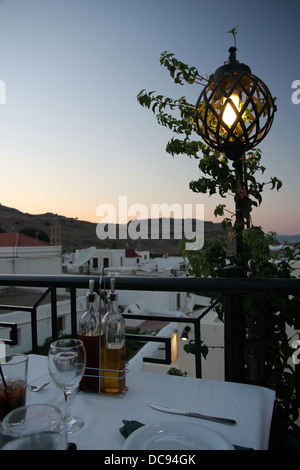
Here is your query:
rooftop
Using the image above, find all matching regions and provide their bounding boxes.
[0,233,51,247]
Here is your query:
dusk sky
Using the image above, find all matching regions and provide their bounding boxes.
[0,0,299,235]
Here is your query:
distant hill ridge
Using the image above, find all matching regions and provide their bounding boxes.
[277,234,300,244]
[0,204,225,255]
[1,204,298,254]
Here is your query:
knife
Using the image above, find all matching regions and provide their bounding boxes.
[149,404,236,426]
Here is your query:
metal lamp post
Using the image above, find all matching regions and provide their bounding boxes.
[194,47,277,382]
[195,46,277,267]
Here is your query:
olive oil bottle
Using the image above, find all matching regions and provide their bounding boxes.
[101,279,126,395]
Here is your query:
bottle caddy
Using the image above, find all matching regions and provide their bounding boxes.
[79,277,126,396]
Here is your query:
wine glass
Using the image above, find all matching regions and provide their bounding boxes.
[48,339,86,434]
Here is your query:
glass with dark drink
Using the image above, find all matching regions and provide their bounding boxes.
[0,354,28,421]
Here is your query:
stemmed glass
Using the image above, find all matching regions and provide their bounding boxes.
[48,339,86,434]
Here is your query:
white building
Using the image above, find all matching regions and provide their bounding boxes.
[63,247,151,274]
[0,233,62,276]
[64,246,186,277]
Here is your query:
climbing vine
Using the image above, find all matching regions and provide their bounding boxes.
[137,43,300,432]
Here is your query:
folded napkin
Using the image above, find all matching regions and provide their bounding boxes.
[119,420,145,438]
[119,419,252,450]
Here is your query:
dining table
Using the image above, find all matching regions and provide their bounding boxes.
[23,354,275,452]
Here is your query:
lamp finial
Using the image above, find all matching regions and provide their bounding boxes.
[228,47,237,64]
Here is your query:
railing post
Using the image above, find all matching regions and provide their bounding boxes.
[70,287,78,337]
[224,266,245,383]
[193,318,202,378]
[30,307,38,353]
[50,287,58,341]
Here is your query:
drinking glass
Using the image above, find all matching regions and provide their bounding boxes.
[48,339,86,434]
[0,353,28,422]
[0,404,67,450]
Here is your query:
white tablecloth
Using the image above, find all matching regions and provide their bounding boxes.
[26,354,275,450]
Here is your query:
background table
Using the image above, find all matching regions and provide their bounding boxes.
[26,354,275,450]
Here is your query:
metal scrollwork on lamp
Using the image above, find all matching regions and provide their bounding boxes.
[195,47,277,162]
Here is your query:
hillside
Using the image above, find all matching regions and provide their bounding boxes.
[0,204,226,255]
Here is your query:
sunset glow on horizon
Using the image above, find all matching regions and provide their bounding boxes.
[0,0,299,236]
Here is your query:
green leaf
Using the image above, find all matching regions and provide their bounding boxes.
[214,204,226,217]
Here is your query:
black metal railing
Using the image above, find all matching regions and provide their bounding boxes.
[0,272,299,386]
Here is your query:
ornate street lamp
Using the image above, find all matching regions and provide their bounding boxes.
[195,46,277,265]
[195,46,276,162]
[195,47,277,382]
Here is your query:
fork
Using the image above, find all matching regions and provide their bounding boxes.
[27,382,50,392]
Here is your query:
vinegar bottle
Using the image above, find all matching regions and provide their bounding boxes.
[101,278,126,395]
[78,279,101,393]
